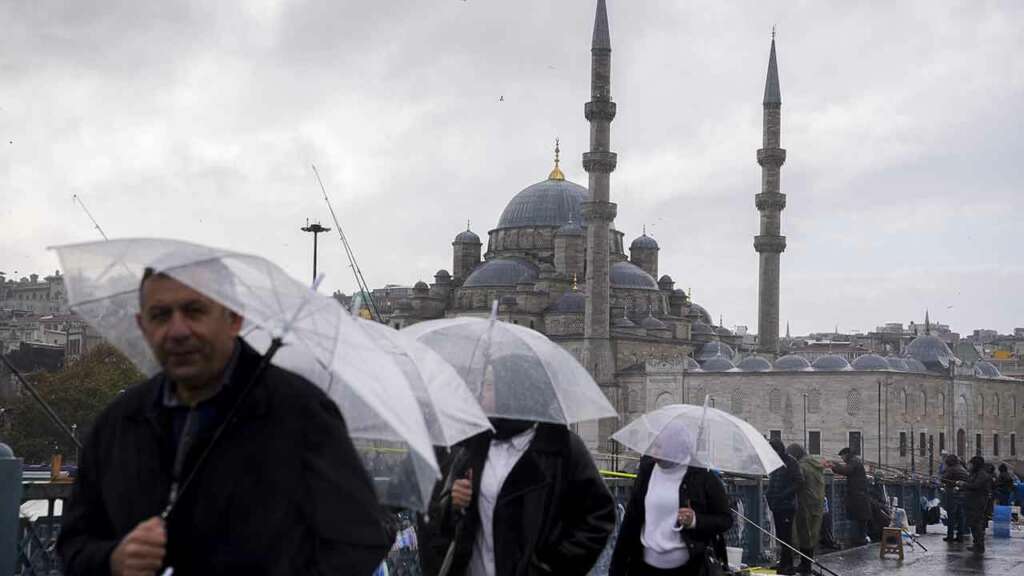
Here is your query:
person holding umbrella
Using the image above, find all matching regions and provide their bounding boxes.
[57,262,391,575]
[764,439,801,575]
[608,420,733,575]
[406,317,617,576]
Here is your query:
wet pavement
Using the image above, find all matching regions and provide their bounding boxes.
[809,527,1024,576]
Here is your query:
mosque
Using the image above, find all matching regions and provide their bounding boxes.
[379,0,1022,472]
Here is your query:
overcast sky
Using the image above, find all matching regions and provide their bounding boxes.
[2,0,1022,336]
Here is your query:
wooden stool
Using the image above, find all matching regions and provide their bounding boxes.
[880,527,904,560]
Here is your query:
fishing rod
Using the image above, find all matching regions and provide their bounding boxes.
[72,194,109,240]
[310,164,382,321]
[0,354,82,451]
[731,506,843,576]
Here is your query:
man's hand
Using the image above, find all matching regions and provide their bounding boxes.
[110,517,166,576]
[451,469,473,511]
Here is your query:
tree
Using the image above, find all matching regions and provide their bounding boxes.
[2,343,141,464]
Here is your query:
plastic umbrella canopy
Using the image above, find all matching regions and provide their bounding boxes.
[401,316,617,424]
[354,318,492,447]
[612,404,784,476]
[51,238,439,511]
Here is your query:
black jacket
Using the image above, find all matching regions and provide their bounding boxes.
[57,340,390,575]
[609,458,733,576]
[424,424,615,576]
[995,471,1015,499]
[832,456,870,522]
[765,453,801,516]
[963,467,992,524]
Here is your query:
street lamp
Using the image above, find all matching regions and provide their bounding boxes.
[300,220,331,286]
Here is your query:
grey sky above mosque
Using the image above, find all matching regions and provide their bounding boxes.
[1,0,1022,335]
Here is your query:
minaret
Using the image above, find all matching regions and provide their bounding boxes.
[581,0,617,433]
[755,31,787,355]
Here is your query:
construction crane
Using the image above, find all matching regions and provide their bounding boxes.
[310,164,382,322]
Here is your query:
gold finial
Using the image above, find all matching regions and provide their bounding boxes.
[548,137,565,180]
[572,273,578,291]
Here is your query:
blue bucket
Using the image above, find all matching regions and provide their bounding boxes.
[993,505,1011,539]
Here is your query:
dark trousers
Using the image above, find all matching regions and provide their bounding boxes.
[970,521,986,552]
[772,509,796,568]
[848,518,870,547]
[947,495,966,540]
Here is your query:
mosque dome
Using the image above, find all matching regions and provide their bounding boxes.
[851,354,891,371]
[463,258,539,288]
[549,291,585,314]
[413,280,429,292]
[886,357,909,371]
[690,320,714,336]
[610,261,659,290]
[688,302,713,325]
[640,314,668,331]
[714,326,733,337]
[658,275,674,290]
[630,234,659,250]
[702,356,738,372]
[496,178,588,230]
[737,356,773,372]
[682,357,703,371]
[812,355,853,371]
[774,354,813,371]
[903,357,928,373]
[454,229,481,244]
[613,315,637,329]
[697,340,735,362]
[906,334,958,371]
[974,361,1001,379]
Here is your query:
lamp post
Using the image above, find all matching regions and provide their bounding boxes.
[300,221,331,286]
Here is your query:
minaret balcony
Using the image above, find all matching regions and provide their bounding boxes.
[754,235,787,253]
[757,148,787,167]
[755,193,787,212]
[582,151,618,173]
[581,201,618,224]
[585,101,617,121]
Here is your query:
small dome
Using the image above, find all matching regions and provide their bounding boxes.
[610,261,659,290]
[852,354,890,371]
[683,357,702,371]
[714,326,732,336]
[886,357,909,371]
[812,355,853,371]
[697,340,735,361]
[903,357,928,373]
[613,315,637,329]
[974,361,1001,378]
[688,302,713,325]
[737,356,773,372]
[658,275,674,289]
[702,356,738,372]
[413,280,429,291]
[549,291,585,314]
[640,315,668,331]
[691,320,714,335]
[434,269,451,281]
[454,229,481,244]
[906,334,958,371]
[463,258,539,288]
[555,220,585,236]
[774,354,813,371]
[630,234,659,250]
[497,178,588,229]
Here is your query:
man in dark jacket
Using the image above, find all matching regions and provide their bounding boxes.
[828,447,870,547]
[58,271,390,575]
[959,456,992,554]
[995,463,1016,505]
[941,455,970,542]
[765,439,801,574]
[425,420,615,576]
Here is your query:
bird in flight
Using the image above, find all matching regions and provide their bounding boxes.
[499,95,504,102]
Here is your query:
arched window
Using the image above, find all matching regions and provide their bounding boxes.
[977,394,985,417]
[902,389,909,416]
[994,393,1000,417]
[921,391,928,416]
[847,389,862,416]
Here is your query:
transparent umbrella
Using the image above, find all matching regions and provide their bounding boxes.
[51,238,439,511]
[401,314,617,424]
[612,402,783,476]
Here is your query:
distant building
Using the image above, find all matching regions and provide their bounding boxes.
[0,271,68,315]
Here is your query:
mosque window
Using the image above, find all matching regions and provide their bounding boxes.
[769,389,782,414]
[994,394,1000,417]
[976,433,982,455]
[1012,433,1017,457]
[919,432,926,457]
[977,395,984,417]
[938,393,945,416]
[769,430,782,443]
[1013,396,1018,418]
[731,392,744,415]
[846,389,862,416]
[939,432,945,453]
[993,434,1000,456]
[920,391,927,416]
[808,431,821,455]
[807,390,821,414]
[899,432,907,457]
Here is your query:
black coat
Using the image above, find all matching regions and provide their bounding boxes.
[609,458,733,576]
[424,424,615,576]
[765,453,801,516]
[832,456,870,522]
[57,340,390,576]
[963,467,992,524]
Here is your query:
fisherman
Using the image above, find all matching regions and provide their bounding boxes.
[787,444,824,575]
[941,454,969,543]
[827,447,870,547]
[58,267,389,575]
[995,463,1017,506]
[959,455,992,554]
[765,439,801,575]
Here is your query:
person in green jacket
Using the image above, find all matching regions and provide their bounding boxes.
[787,444,825,575]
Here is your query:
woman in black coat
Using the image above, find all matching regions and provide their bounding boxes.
[609,454,733,575]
